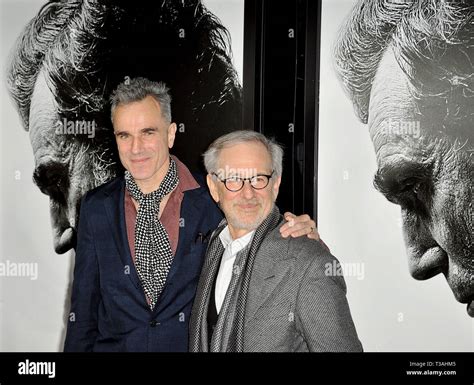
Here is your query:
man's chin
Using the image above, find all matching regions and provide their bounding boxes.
[467,301,474,317]
[128,170,151,180]
[450,286,474,318]
[446,272,474,317]
[229,221,260,232]
[228,216,264,233]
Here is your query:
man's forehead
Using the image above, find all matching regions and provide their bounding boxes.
[368,46,473,150]
[29,69,57,132]
[28,68,67,158]
[368,48,416,133]
[217,165,270,180]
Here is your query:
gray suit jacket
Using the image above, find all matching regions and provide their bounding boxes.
[189,220,363,352]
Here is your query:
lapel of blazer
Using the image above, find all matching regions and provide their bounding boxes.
[245,233,295,322]
[153,186,218,316]
[200,222,227,302]
[162,186,206,286]
[191,222,226,351]
[102,177,141,291]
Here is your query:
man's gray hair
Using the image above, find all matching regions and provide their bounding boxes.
[110,77,172,123]
[203,130,283,177]
[334,0,474,130]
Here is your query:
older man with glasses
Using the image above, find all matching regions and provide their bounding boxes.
[189,130,363,352]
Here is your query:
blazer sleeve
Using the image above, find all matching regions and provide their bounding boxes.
[295,248,363,352]
[63,194,101,352]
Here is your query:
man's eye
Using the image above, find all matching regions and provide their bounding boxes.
[33,162,69,203]
[373,160,433,214]
[117,133,128,139]
[374,173,430,213]
[143,130,155,136]
[391,178,422,203]
[397,177,420,194]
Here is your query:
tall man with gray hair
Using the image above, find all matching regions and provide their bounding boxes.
[189,131,362,352]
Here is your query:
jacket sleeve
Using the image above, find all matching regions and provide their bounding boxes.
[295,247,363,352]
[63,194,101,352]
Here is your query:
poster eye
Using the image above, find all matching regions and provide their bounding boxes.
[33,162,68,203]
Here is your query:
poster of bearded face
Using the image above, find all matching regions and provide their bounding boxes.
[318,0,472,351]
[1,0,472,352]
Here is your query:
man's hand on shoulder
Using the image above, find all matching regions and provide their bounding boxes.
[280,212,320,240]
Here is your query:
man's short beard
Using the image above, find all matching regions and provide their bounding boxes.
[225,202,275,234]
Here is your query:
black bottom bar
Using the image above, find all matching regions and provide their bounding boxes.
[0,352,472,385]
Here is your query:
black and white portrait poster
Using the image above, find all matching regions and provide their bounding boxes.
[319,0,472,351]
[0,0,244,351]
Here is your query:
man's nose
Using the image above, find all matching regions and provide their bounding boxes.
[408,246,448,280]
[131,137,143,154]
[241,180,256,199]
[402,213,448,280]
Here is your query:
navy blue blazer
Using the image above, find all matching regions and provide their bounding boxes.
[64,174,222,352]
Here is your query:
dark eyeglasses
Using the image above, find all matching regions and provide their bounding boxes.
[212,171,275,192]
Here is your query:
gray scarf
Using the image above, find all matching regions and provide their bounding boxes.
[191,206,281,351]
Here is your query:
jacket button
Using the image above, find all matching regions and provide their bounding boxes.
[149,320,159,327]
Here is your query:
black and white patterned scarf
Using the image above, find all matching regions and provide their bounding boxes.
[125,157,179,310]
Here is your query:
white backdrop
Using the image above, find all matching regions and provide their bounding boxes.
[318,0,473,351]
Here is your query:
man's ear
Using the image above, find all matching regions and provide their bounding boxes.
[168,122,177,149]
[207,174,220,203]
[272,175,282,201]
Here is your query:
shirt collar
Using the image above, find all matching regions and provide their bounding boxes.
[171,155,200,192]
[219,226,255,260]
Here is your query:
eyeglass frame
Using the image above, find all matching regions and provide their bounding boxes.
[211,170,275,192]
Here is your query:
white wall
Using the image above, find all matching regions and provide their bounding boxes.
[318,0,473,351]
